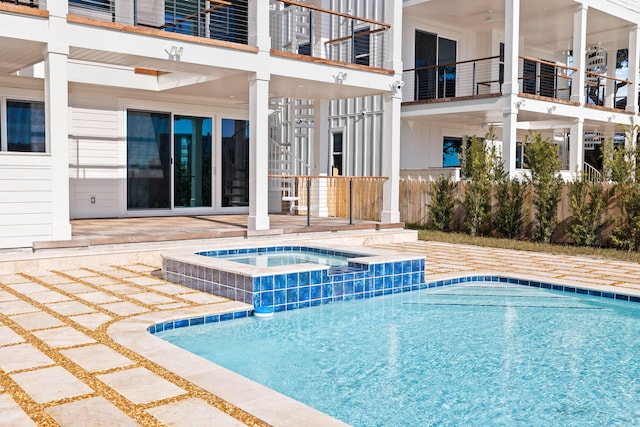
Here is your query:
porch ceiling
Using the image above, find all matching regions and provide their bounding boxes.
[0,36,45,75]
[68,47,384,104]
[403,0,633,52]
[403,109,620,132]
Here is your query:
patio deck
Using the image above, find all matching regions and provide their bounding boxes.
[32,214,396,251]
[2,235,640,425]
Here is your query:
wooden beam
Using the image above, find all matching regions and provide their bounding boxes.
[278,0,390,28]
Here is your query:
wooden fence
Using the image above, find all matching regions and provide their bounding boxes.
[399,178,620,243]
[271,175,387,221]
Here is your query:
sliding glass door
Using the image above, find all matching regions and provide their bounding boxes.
[127,110,214,211]
[173,115,212,208]
[127,110,172,210]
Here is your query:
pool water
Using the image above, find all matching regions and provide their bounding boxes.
[156,282,640,426]
[221,250,349,267]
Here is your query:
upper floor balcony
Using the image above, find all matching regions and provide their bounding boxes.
[62,0,391,71]
[401,55,634,113]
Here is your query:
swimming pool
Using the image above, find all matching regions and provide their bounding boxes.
[155,280,640,427]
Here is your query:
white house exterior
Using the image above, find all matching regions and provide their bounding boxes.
[0,0,403,249]
[400,0,640,182]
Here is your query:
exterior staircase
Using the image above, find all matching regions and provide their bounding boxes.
[269,98,313,213]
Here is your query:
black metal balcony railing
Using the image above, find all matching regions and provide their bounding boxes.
[518,56,574,101]
[402,56,503,103]
[402,55,582,104]
[68,0,249,45]
[1,0,44,7]
[584,71,630,110]
[270,0,390,68]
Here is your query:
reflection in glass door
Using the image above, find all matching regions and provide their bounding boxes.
[221,118,249,207]
[127,110,171,210]
[173,115,212,207]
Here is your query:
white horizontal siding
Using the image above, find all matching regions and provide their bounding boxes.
[69,94,123,219]
[70,178,123,219]
[0,155,53,248]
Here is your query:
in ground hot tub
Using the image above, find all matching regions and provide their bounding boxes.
[162,245,425,313]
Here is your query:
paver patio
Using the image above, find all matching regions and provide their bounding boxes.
[1,236,640,425]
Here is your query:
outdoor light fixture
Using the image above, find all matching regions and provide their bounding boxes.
[165,45,184,61]
[333,71,347,84]
[390,80,404,95]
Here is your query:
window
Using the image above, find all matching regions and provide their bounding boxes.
[353,28,371,66]
[415,31,457,100]
[442,136,462,167]
[332,132,344,175]
[5,100,45,153]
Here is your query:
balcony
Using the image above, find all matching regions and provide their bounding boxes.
[269,0,391,70]
[584,71,631,111]
[401,55,639,110]
[68,0,249,45]
[402,56,503,104]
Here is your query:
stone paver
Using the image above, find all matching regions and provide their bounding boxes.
[46,300,96,316]
[10,366,93,403]
[0,343,54,372]
[32,326,95,348]
[46,396,140,427]
[0,394,37,427]
[6,283,49,294]
[0,326,25,346]
[23,290,71,304]
[99,301,148,316]
[53,283,96,294]
[61,344,133,373]
[0,300,39,316]
[97,367,186,404]
[68,312,113,330]
[9,311,64,331]
[146,398,245,427]
[76,291,121,304]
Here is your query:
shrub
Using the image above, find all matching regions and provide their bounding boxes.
[460,135,492,236]
[567,174,608,247]
[494,178,528,239]
[524,132,563,243]
[427,176,456,232]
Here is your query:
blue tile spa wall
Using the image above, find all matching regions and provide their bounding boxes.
[162,253,426,313]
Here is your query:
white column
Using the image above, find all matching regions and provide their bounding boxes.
[606,48,617,108]
[503,0,520,96]
[46,31,71,240]
[503,0,520,177]
[628,25,640,114]
[502,110,518,177]
[248,72,270,230]
[380,0,402,223]
[570,118,584,173]
[249,0,271,51]
[313,99,330,175]
[571,5,587,105]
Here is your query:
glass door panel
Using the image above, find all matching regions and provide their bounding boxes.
[173,115,212,208]
[127,110,171,210]
[221,118,249,207]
